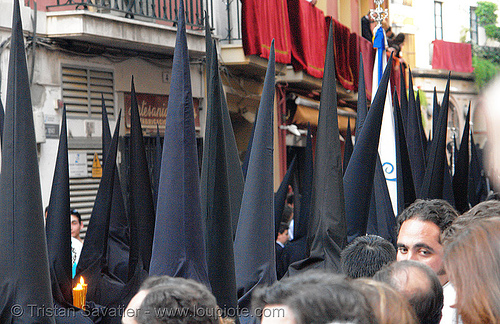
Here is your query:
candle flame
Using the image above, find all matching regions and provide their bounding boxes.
[75,283,83,290]
[80,276,85,285]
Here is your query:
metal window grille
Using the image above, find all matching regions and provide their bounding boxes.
[434,1,443,40]
[470,7,478,45]
[62,66,115,118]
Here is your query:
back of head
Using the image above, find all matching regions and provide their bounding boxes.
[444,217,500,324]
[353,278,417,324]
[396,199,458,235]
[341,235,396,279]
[253,271,375,324]
[285,277,376,324]
[252,270,344,315]
[374,260,443,324]
[442,200,500,245]
[136,277,218,324]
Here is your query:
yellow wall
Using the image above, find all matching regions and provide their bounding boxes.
[338,0,351,28]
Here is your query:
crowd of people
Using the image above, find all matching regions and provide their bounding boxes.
[116,198,500,324]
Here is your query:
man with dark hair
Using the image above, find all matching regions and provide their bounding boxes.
[395,199,459,323]
[71,209,84,243]
[340,234,396,279]
[252,271,375,324]
[123,276,218,324]
[136,277,218,324]
[70,209,84,278]
[374,260,443,324]
[276,222,290,279]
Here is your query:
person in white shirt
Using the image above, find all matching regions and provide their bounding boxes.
[395,199,460,323]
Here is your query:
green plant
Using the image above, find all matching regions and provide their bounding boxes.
[473,56,499,89]
[476,2,500,42]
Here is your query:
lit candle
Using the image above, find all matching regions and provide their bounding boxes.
[80,276,88,297]
[73,277,88,309]
[72,283,84,309]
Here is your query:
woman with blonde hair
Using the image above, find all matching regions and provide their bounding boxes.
[353,278,417,324]
[444,217,500,324]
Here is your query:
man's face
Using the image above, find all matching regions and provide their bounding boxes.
[397,218,447,285]
[71,215,83,239]
[277,230,290,245]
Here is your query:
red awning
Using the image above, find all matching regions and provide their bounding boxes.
[432,40,473,73]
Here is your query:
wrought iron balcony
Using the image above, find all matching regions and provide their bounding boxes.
[47,0,204,28]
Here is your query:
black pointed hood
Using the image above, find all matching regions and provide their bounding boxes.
[453,104,471,213]
[101,95,130,283]
[203,17,244,238]
[295,124,313,241]
[288,23,346,273]
[153,124,162,208]
[149,0,210,287]
[46,105,72,306]
[407,69,426,194]
[393,91,416,212]
[128,77,156,279]
[343,117,353,175]
[400,63,409,131]
[274,155,297,238]
[420,75,450,199]
[234,40,276,312]
[344,53,393,242]
[0,1,55,321]
[200,42,238,314]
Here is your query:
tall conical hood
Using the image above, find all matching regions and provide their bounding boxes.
[0,1,55,321]
[274,155,296,237]
[77,113,121,274]
[343,117,353,175]
[128,77,156,279]
[295,124,313,241]
[400,63,409,131]
[468,134,486,207]
[367,156,397,246]
[234,40,275,313]
[415,92,428,157]
[101,95,130,283]
[453,104,471,213]
[153,124,162,208]
[355,53,367,136]
[203,17,244,237]
[46,105,72,306]
[288,23,346,273]
[344,54,393,242]
[420,76,450,199]
[432,87,440,142]
[200,43,238,314]
[149,0,210,287]
[393,91,416,211]
[76,112,127,315]
[407,69,425,194]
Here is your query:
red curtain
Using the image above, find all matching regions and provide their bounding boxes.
[359,36,375,100]
[432,40,473,73]
[332,19,356,91]
[288,0,327,79]
[241,0,292,64]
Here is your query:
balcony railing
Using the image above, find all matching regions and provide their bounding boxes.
[47,0,204,29]
[205,0,241,43]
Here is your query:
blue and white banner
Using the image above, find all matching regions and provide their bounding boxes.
[372,25,398,216]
